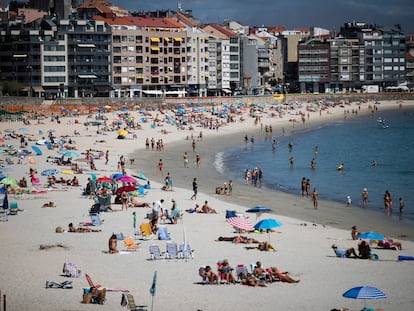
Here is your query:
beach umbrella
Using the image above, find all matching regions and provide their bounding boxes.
[226,217,254,232]
[41,168,59,176]
[110,173,123,180]
[97,176,112,183]
[63,151,80,158]
[150,271,157,311]
[117,175,137,183]
[343,286,387,309]
[254,218,283,241]
[60,169,74,175]
[117,129,128,136]
[357,232,385,241]
[246,205,271,220]
[132,211,137,235]
[116,185,137,195]
[0,177,17,186]
[136,173,148,181]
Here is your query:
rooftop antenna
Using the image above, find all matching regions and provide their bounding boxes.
[177,2,182,12]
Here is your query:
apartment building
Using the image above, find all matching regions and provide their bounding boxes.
[202,23,240,95]
[176,12,209,97]
[297,39,330,93]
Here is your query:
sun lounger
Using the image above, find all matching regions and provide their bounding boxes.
[165,243,180,259]
[124,237,140,251]
[149,245,165,260]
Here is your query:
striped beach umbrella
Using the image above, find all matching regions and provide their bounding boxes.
[226,217,254,232]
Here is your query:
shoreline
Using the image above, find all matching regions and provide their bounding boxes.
[130,101,414,241]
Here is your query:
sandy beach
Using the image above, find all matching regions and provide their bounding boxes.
[1,98,414,311]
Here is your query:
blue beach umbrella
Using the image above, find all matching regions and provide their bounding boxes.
[357,232,385,241]
[343,286,387,309]
[63,151,80,158]
[254,218,283,242]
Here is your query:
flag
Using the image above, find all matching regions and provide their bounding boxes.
[150,271,157,296]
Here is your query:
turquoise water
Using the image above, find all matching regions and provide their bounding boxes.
[220,107,414,223]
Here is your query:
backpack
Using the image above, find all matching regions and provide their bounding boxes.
[63,262,81,278]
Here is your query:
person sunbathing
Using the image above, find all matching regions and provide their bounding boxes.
[200,201,218,214]
[218,259,236,284]
[129,198,151,208]
[42,201,56,208]
[376,238,402,250]
[233,236,260,244]
[244,274,267,287]
[332,244,359,258]
[253,261,272,283]
[258,241,275,251]
[268,266,300,283]
[108,234,119,253]
[68,223,101,233]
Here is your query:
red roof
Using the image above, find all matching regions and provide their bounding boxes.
[93,15,185,28]
[202,23,237,38]
[177,12,198,27]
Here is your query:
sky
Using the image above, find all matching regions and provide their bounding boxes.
[110,0,414,34]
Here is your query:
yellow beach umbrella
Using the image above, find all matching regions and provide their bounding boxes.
[118,129,128,136]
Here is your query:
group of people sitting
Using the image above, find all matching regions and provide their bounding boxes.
[351,225,403,250]
[201,259,299,287]
[185,201,218,214]
[332,240,374,259]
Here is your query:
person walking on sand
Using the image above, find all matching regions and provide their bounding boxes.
[312,188,319,209]
[105,150,109,165]
[191,178,198,200]
[196,154,201,168]
[183,151,189,168]
[158,159,164,176]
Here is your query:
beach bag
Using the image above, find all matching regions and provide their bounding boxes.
[63,262,81,278]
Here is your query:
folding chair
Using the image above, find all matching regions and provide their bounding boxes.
[149,245,165,260]
[157,226,171,240]
[165,242,180,259]
[179,243,194,259]
[124,237,140,251]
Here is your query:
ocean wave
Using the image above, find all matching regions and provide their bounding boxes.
[214,152,224,174]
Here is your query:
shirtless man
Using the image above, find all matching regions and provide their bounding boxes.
[201,201,217,214]
[183,151,189,168]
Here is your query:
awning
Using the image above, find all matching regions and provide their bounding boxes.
[222,88,232,94]
[174,37,183,42]
[142,90,163,95]
[32,86,44,92]
[164,37,169,42]
[150,37,160,42]
[77,43,95,48]
[205,55,209,59]
[150,47,160,51]
[78,75,97,79]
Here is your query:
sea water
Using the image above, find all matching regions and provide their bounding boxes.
[219,106,414,223]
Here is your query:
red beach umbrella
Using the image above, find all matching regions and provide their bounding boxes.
[226,217,254,232]
[97,176,112,183]
[116,185,137,195]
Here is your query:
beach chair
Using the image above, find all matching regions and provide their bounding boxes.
[216,261,228,284]
[8,202,19,215]
[165,242,180,259]
[149,245,165,260]
[121,293,148,311]
[139,223,153,240]
[235,264,249,282]
[62,262,81,278]
[158,226,171,240]
[179,243,194,259]
[124,237,140,251]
